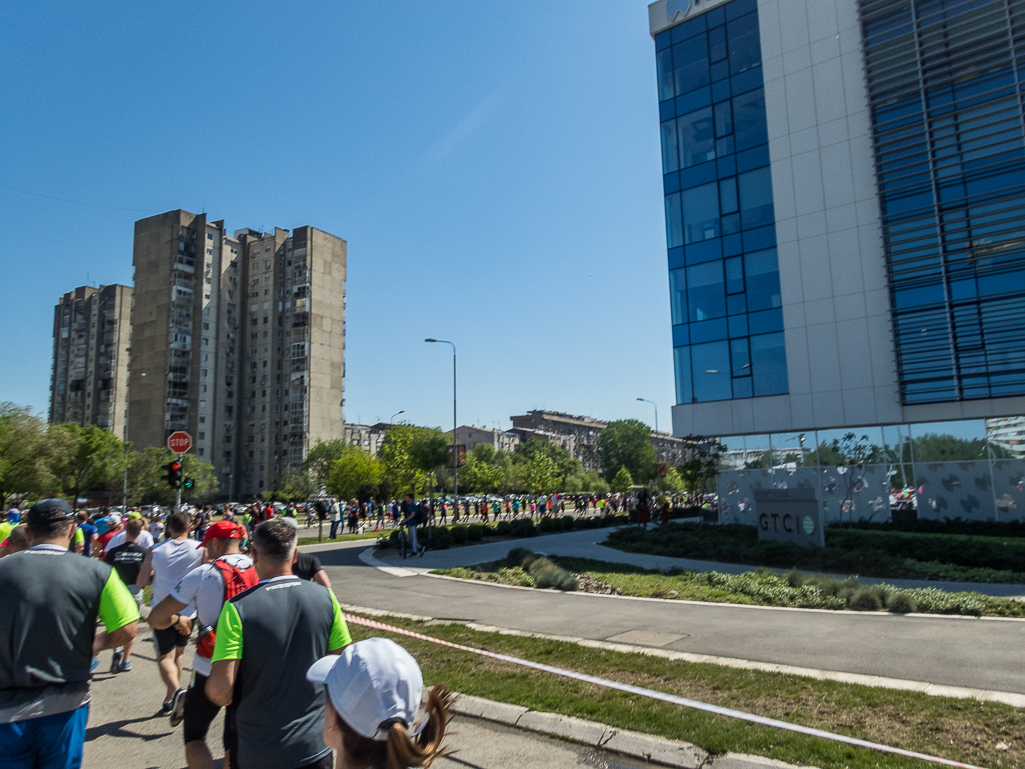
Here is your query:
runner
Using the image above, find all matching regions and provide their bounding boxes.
[138,512,203,716]
[105,511,154,551]
[0,499,138,769]
[149,520,256,768]
[206,519,351,769]
[103,516,148,673]
[282,519,333,588]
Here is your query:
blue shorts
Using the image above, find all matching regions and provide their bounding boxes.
[0,703,89,769]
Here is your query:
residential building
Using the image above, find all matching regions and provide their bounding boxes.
[509,410,691,470]
[448,425,521,454]
[130,209,346,500]
[986,416,1025,458]
[49,284,132,435]
[650,0,1025,437]
[342,423,389,456]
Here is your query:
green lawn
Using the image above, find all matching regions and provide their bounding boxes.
[297,530,381,546]
[436,556,1025,618]
[346,613,1019,769]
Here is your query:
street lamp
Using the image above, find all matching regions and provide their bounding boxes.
[390,410,405,424]
[122,370,145,511]
[636,397,658,435]
[425,339,457,505]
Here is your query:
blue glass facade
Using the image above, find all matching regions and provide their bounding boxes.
[655,0,789,406]
[861,0,1025,404]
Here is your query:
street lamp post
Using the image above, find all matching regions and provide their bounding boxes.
[390,410,405,424]
[635,397,658,435]
[121,370,145,511]
[425,339,457,507]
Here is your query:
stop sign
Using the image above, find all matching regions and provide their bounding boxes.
[167,431,193,454]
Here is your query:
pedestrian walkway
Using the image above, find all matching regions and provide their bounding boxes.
[363,524,1025,599]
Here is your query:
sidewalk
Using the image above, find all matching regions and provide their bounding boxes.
[364,525,1025,600]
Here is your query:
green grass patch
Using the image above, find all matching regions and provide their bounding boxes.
[346,613,1021,769]
[605,523,1025,583]
[436,557,1025,618]
[297,530,382,546]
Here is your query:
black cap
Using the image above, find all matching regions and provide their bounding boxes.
[26,498,76,527]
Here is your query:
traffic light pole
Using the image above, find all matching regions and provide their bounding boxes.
[175,453,182,512]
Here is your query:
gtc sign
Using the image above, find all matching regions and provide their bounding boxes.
[167,431,193,454]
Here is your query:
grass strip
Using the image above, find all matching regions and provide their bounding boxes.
[345,613,1019,769]
[605,524,1025,584]
[436,557,1025,618]
[297,530,382,546]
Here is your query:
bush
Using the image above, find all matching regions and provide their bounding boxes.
[887,592,917,614]
[526,555,578,591]
[507,547,534,566]
[560,515,576,531]
[849,587,883,611]
[538,517,557,533]
[509,518,537,538]
[428,528,451,550]
[495,521,511,536]
[467,524,484,542]
[450,525,468,545]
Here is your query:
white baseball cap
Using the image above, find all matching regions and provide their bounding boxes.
[306,638,424,740]
[107,513,122,525]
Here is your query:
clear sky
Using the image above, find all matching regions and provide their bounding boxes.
[0,0,676,435]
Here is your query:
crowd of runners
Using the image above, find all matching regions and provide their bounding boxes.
[0,499,454,769]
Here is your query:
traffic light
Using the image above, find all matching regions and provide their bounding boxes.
[164,460,183,489]
[183,477,195,491]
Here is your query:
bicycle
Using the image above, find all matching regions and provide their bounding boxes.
[396,526,412,559]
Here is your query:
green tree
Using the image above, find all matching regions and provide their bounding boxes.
[658,467,685,493]
[303,439,349,491]
[379,425,449,496]
[278,469,318,502]
[611,466,635,493]
[180,453,219,501]
[523,451,560,494]
[597,419,657,483]
[46,423,124,504]
[127,447,219,505]
[0,403,52,508]
[582,469,610,495]
[327,445,384,502]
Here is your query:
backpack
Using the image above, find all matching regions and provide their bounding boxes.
[414,502,429,525]
[195,558,259,660]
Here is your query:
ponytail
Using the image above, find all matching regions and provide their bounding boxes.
[338,685,454,769]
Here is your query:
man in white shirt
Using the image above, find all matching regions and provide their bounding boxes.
[138,512,202,717]
[149,520,255,768]
[105,512,155,551]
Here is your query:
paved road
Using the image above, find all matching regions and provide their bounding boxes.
[310,530,1025,696]
[83,641,649,769]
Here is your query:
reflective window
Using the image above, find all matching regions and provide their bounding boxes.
[657,48,675,102]
[727,12,760,74]
[674,36,710,96]
[733,90,768,151]
[691,341,732,401]
[739,167,774,230]
[750,332,789,396]
[683,182,720,244]
[665,193,683,248]
[669,268,687,325]
[661,120,679,173]
[744,248,782,311]
[686,261,726,322]
[678,108,717,168]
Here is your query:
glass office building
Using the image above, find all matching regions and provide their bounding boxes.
[658,0,789,406]
[650,0,1025,440]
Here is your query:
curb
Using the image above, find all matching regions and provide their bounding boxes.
[450,692,819,769]
[340,602,1025,709]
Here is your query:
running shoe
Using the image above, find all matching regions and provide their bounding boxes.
[110,649,122,674]
[169,688,186,727]
[160,699,173,715]
[90,657,99,673]
[118,660,132,673]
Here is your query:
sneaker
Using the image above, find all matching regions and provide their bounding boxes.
[90,657,99,673]
[160,699,174,715]
[110,649,122,675]
[169,688,186,727]
[118,660,132,673]
[419,546,427,557]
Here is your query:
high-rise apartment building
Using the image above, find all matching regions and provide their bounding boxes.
[650,0,1025,438]
[130,210,346,500]
[49,284,132,434]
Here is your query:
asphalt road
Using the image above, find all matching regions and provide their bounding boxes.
[83,641,651,769]
[312,536,1025,695]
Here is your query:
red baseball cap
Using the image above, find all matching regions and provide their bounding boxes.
[201,520,245,545]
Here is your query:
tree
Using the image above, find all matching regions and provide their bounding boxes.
[380,425,453,497]
[611,466,634,493]
[523,451,560,494]
[327,446,384,502]
[597,419,657,483]
[278,469,318,502]
[46,423,124,504]
[180,453,219,501]
[303,439,349,491]
[127,447,219,505]
[658,467,685,493]
[819,433,880,524]
[0,403,52,508]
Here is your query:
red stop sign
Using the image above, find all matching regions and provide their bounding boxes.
[167,431,193,454]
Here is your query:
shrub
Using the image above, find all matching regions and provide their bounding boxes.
[887,592,917,614]
[429,528,451,549]
[538,517,557,533]
[467,524,484,542]
[507,547,533,565]
[527,556,578,591]
[560,515,576,531]
[510,518,537,537]
[450,525,468,545]
[849,587,883,611]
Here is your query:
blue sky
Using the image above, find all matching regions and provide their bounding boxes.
[0,1,676,434]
